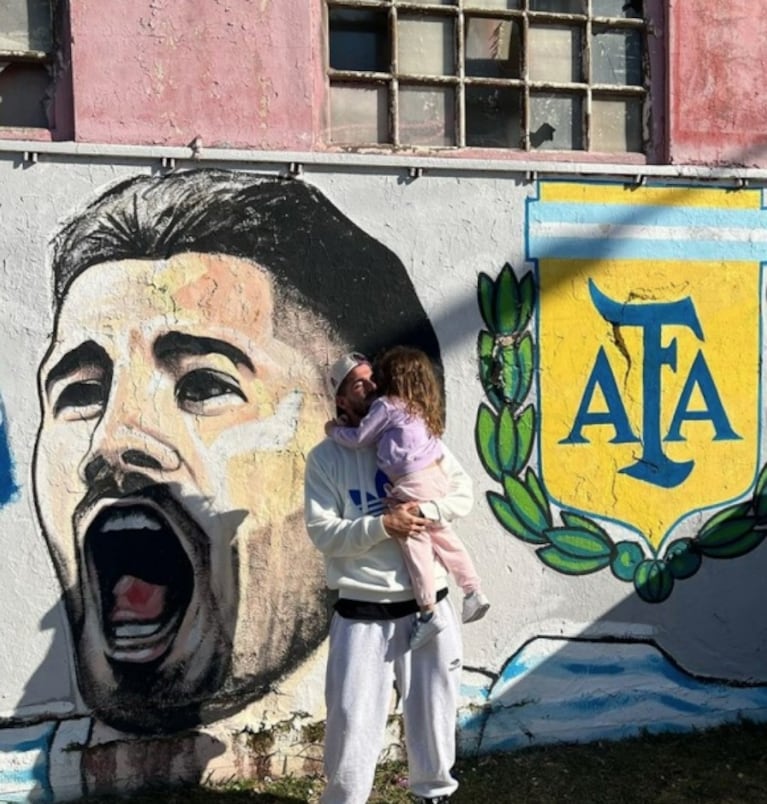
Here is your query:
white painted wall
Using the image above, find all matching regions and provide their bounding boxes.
[0,157,765,800]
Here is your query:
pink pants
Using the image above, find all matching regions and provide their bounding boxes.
[391,463,481,608]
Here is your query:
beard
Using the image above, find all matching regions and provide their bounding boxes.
[341,391,377,424]
[53,472,331,733]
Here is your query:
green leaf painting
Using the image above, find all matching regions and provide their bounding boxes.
[475,265,766,604]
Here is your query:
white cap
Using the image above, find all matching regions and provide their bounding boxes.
[326,352,369,397]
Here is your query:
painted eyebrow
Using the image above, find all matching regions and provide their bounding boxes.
[44,341,111,395]
[154,332,255,372]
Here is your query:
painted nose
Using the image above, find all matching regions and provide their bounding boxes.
[78,389,182,484]
[84,425,181,472]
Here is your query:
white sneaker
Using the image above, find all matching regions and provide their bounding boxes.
[410,609,446,650]
[462,591,490,623]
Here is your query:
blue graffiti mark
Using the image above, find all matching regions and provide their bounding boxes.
[0,396,18,506]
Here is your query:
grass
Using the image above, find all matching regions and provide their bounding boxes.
[75,719,767,803]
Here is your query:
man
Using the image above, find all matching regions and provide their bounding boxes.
[304,353,473,804]
[33,168,439,733]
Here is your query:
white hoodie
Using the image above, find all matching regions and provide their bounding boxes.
[304,437,474,603]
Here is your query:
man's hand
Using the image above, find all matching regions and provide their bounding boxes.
[382,501,428,539]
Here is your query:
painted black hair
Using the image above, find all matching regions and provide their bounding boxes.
[50,168,439,364]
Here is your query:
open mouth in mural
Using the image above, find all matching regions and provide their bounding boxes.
[85,502,194,664]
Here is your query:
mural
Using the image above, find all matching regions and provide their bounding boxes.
[30,169,438,734]
[1,167,766,800]
[477,181,767,602]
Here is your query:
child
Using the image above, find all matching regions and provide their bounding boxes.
[325,345,489,650]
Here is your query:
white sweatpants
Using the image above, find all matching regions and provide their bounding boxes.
[321,596,462,804]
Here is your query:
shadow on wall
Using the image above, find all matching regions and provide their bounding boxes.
[0,601,229,802]
[459,541,767,758]
[459,177,767,756]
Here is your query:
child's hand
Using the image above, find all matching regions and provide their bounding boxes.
[324,420,337,436]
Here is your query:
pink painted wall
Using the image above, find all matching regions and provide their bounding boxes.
[70,0,326,149]
[6,1,767,166]
[669,0,767,167]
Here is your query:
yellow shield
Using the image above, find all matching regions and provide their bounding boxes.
[531,182,763,550]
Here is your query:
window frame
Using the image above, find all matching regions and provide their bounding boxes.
[0,0,72,139]
[325,0,665,161]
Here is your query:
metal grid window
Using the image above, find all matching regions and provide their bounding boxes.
[0,0,54,128]
[328,0,648,153]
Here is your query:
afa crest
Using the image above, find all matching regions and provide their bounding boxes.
[475,181,767,602]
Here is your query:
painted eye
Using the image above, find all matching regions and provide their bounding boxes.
[176,368,247,414]
[53,379,107,420]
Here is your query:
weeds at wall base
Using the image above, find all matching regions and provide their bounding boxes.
[73,720,767,803]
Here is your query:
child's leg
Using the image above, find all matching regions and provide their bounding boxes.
[398,531,437,609]
[430,523,490,624]
[395,466,483,596]
[428,523,481,595]
[389,479,437,610]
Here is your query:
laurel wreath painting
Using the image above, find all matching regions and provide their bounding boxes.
[475,264,767,603]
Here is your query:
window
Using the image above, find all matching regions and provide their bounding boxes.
[0,0,54,128]
[328,0,649,153]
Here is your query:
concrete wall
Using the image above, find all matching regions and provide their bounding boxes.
[0,158,766,800]
[68,0,325,149]
[668,0,767,166]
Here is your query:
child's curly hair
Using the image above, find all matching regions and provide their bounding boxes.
[374,345,445,437]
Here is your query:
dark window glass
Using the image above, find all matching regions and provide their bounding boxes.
[329,9,389,72]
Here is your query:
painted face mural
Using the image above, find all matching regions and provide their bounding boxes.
[35,253,328,731]
[32,169,438,732]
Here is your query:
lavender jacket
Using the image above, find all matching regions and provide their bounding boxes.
[329,396,443,479]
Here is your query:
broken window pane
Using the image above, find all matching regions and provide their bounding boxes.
[329,8,389,72]
[0,0,52,52]
[465,17,521,79]
[528,25,582,83]
[466,86,522,147]
[591,96,642,152]
[330,83,388,144]
[398,15,455,76]
[591,28,643,85]
[592,0,643,20]
[399,85,455,145]
[530,92,583,149]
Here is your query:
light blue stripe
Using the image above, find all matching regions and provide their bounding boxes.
[529,202,767,228]
[527,236,767,262]
[459,639,767,756]
[0,723,55,802]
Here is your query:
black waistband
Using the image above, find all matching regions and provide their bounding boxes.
[334,587,448,621]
